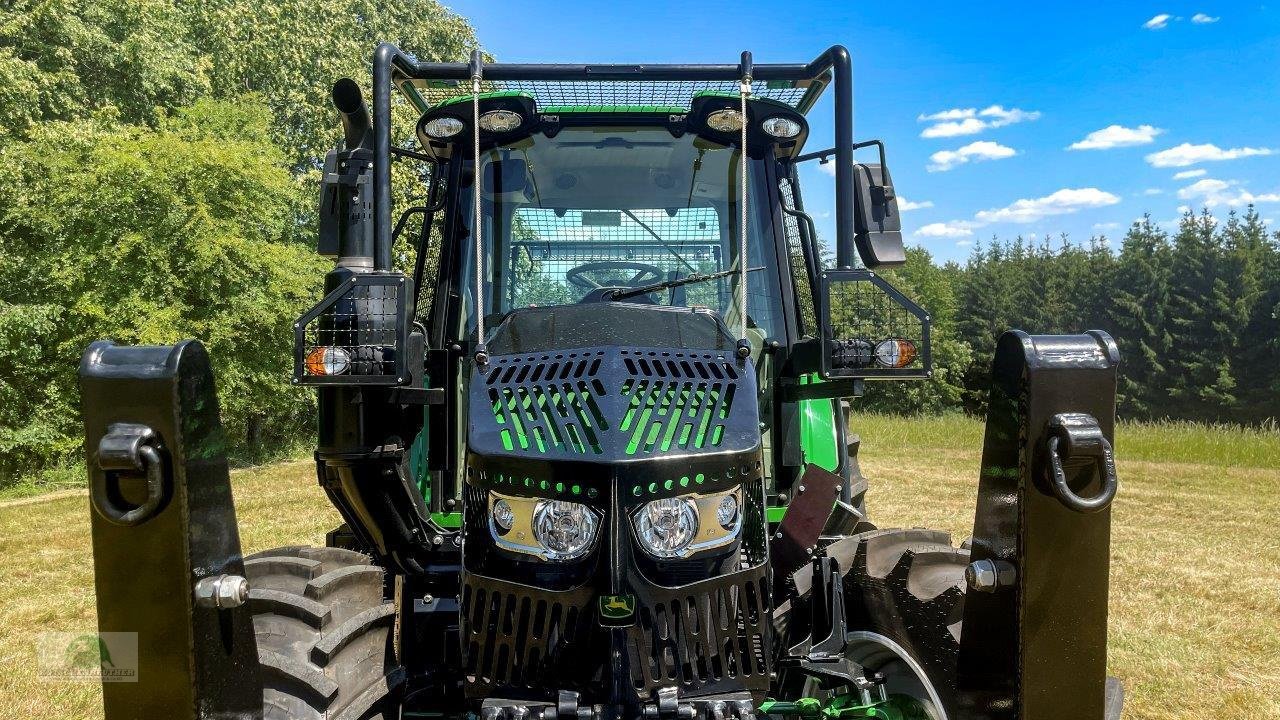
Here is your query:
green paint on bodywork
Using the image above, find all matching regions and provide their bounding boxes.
[541,104,687,114]
[433,90,535,109]
[408,374,432,503]
[767,374,841,524]
[798,374,840,471]
[760,693,926,720]
[431,512,461,528]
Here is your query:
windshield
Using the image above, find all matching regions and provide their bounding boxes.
[449,126,785,345]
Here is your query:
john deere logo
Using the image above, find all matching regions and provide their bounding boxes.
[598,594,636,626]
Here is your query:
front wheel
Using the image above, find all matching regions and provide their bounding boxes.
[815,528,969,720]
[244,545,404,720]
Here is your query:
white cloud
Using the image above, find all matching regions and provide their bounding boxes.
[1191,13,1219,23]
[1143,13,1173,29]
[927,141,1017,172]
[921,118,989,138]
[898,198,934,211]
[914,188,1120,242]
[956,240,974,248]
[1145,142,1274,167]
[1177,178,1280,207]
[980,105,1041,126]
[818,160,835,176]
[916,221,977,238]
[1173,169,1207,180]
[917,105,1039,138]
[974,188,1122,224]
[1143,188,1165,196]
[1068,124,1164,150]
[1093,222,1121,231]
[918,108,977,122]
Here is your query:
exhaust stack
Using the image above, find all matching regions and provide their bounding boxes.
[332,78,372,150]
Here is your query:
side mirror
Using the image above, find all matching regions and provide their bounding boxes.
[818,269,930,380]
[852,142,906,268]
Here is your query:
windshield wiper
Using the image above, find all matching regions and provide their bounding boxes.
[621,209,698,274]
[611,266,765,301]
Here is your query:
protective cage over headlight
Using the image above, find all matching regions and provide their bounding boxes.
[487,492,602,561]
[631,487,743,559]
[293,273,409,385]
[820,268,931,380]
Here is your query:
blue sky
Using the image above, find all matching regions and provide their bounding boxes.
[450,1,1280,263]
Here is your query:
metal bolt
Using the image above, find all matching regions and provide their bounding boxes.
[966,559,1016,592]
[423,594,434,604]
[432,535,444,546]
[774,532,783,540]
[797,485,806,493]
[194,574,249,609]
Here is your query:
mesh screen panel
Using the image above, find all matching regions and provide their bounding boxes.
[416,79,813,111]
[824,271,929,377]
[295,275,406,383]
[508,207,727,310]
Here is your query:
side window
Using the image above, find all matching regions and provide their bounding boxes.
[779,177,817,335]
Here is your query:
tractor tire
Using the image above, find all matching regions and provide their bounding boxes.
[839,528,970,719]
[244,545,404,720]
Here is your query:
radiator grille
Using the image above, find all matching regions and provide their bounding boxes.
[460,574,598,695]
[627,571,772,694]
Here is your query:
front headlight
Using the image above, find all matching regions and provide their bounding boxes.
[532,499,601,561]
[632,488,743,559]
[634,497,699,558]
[488,492,601,561]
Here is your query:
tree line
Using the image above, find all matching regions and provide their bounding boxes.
[0,0,477,489]
[862,209,1280,425]
[2,2,1275,493]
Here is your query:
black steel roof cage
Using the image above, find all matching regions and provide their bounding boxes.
[368,43,857,271]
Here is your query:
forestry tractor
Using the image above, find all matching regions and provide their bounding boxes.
[79,44,1125,720]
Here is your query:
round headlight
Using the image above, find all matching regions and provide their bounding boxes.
[304,346,350,376]
[716,494,739,529]
[761,116,802,139]
[706,108,744,133]
[423,116,465,139]
[634,497,699,558]
[874,338,918,369]
[491,498,514,534]
[532,500,599,560]
[478,109,523,133]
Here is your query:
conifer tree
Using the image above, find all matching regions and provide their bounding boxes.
[1164,210,1239,419]
[1108,217,1173,418]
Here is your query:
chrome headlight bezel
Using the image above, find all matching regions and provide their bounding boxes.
[630,487,743,559]
[487,491,602,562]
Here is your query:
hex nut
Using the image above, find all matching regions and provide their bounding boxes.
[194,574,250,609]
[966,559,1016,592]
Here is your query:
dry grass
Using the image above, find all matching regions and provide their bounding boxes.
[854,413,1280,720]
[1,416,1277,719]
[0,459,340,720]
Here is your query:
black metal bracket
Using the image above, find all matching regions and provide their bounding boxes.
[293,272,411,386]
[780,556,861,688]
[958,330,1120,719]
[80,340,262,719]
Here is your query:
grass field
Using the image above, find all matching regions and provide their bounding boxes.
[1,414,1276,719]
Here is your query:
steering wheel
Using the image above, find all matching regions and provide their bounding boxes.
[565,261,665,292]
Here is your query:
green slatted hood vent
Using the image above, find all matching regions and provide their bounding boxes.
[468,345,758,462]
